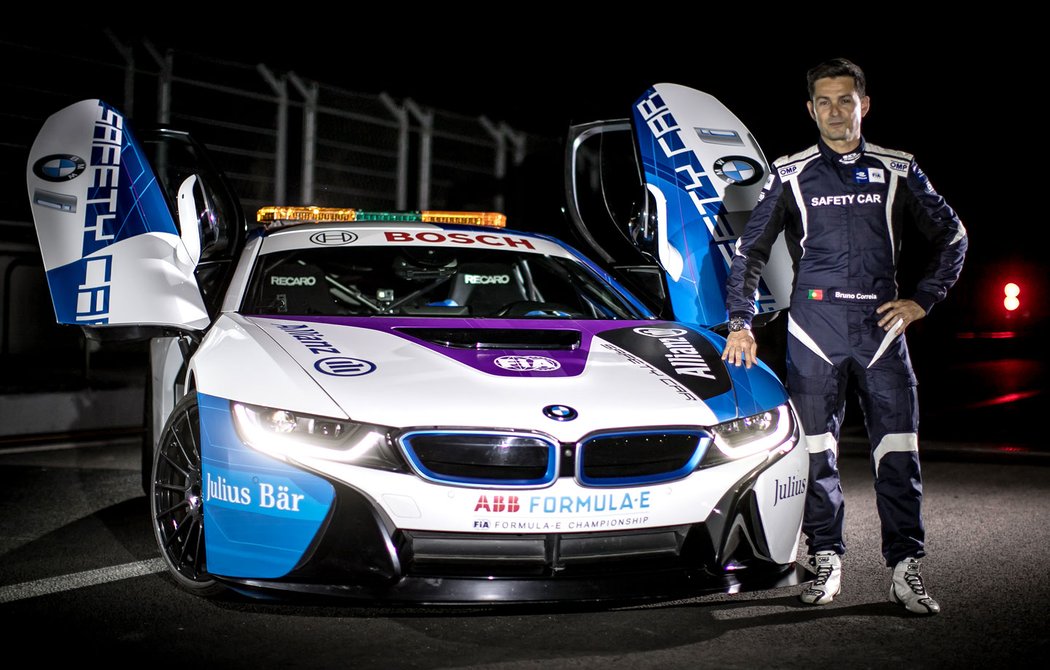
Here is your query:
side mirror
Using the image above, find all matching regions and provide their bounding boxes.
[176,173,220,267]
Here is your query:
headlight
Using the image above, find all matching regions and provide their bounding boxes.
[232,402,406,472]
[701,404,796,467]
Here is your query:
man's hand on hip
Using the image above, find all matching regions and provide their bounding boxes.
[876,299,926,334]
[721,330,757,369]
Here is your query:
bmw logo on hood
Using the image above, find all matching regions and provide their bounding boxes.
[33,154,86,182]
[713,156,763,186]
[543,405,578,421]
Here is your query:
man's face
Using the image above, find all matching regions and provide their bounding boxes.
[806,76,870,150]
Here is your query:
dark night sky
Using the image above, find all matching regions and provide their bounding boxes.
[11,19,1031,183]
[175,20,1037,279]
[123,19,1026,210]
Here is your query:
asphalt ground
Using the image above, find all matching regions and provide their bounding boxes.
[0,435,1046,669]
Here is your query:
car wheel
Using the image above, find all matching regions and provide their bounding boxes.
[150,393,225,596]
[141,364,153,495]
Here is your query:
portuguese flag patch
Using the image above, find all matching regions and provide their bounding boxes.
[808,289,824,300]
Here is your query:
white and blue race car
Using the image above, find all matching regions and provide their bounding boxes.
[26,87,806,604]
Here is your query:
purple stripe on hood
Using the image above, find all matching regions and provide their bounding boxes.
[254,315,658,378]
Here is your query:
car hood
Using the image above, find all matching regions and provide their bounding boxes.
[194,315,786,441]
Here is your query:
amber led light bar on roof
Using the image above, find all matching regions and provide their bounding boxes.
[257,206,506,230]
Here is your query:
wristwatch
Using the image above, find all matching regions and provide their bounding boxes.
[728,317,751,332]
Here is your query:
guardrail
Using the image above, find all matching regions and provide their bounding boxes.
[0,31,558,401]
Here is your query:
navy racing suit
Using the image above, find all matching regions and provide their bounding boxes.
[725,138,967,566]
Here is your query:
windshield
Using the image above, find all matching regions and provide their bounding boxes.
[241,244,649,319]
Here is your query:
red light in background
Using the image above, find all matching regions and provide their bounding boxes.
[1004,282,1020,311]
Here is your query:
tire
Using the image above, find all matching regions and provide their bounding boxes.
[150,393,225,596]
[141,365,153,495]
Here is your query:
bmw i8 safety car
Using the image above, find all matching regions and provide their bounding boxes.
[26,87,807,604]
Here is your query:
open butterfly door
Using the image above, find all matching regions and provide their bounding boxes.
[565,83,792,328]
[26,99,218,332]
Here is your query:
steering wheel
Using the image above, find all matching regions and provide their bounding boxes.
[495,301,577,318]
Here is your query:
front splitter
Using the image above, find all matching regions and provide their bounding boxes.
[217,560,814,606]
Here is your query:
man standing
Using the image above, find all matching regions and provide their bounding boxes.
[720,58,967,615]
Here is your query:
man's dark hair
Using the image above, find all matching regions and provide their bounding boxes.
[806,58,866,99]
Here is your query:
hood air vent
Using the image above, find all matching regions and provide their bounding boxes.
[398,328,581,350]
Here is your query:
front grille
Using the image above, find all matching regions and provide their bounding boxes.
[399,429,710,488]
[578,430,710,486]
[400,431,558,487]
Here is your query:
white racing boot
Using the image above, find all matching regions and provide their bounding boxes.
[800,550,841,605]
[890,557,941,615]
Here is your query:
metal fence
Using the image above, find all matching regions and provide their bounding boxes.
[0,31,560,385]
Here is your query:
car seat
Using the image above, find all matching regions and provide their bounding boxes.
[257,262,334,315]
[447,262,528,315]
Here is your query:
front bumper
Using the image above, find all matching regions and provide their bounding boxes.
[199,393,808,603]
[215,475,808,604]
